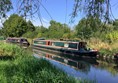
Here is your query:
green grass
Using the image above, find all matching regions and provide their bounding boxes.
[99,48,118,57]
[0,42,94,83]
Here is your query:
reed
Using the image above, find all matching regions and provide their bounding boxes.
[87,38,118,57]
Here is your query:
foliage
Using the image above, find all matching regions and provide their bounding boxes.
[113,19,118,30]
[74,16,118,42]
[27,20,35,31]
[3,14,27,37]
[87,38,118,56]
[0,0,12,19]
[72,0,110,22]
[0,42,23,58]
[22,21,72,39]
[36,26,48,38]
[105,31,118,42]
[15,0,41,18]
[2,14,35,37]
[75,17,102,39]
[0,29,3,36]
[48,20,71,39]
[0,36,5,41]
[22,31,36,39]
[87,38,110,50]
[99,48,118,56]
[23,26,48,39]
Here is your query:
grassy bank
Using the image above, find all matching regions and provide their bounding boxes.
[0,42,94,83]
[87,38,118,57]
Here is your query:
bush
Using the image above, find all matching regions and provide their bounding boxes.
[22,31,38,39]
[105,31,118,43]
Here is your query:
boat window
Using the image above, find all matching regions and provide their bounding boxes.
[35,40,46,45]
[53,42,64,47]
[20,39,23,42]
[68,43,77,49]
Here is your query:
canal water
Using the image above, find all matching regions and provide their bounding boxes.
[33,49,118,83]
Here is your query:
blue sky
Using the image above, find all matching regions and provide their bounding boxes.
[0,0,118,28]
[26,0,84,28]
[0,0,84,28]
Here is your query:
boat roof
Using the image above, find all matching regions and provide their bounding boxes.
[6,37,27,40]
[34,39,82,43]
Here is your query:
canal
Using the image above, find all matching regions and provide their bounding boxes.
[32,48,118,83]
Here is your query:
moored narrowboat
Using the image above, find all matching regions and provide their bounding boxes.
[33,39,98,58]
[6,37,30,46]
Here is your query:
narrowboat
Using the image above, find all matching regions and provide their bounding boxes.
[6,37,30,46]
[32,39,98,58]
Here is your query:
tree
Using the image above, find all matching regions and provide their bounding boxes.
[72,0,110,23]
[113,19,118,30]
[27,20,35,31]
[75,17,102,39]
[35,26,48,38]
[75,18,92,39]
[0,0,12,19]
[3,14,28,37]
[0,29,3,36]
[48,20,71,39]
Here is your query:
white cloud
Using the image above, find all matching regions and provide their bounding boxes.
[42,17,49,23]
[32,17,50,28]
[0,23,3,28]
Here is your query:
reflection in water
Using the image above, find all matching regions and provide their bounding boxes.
[96,59,118,77]
[33,49,97,73]
[33,49,118,83]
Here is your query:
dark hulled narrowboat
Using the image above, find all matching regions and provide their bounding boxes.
[33,39,98,58]
[6,37,30,46]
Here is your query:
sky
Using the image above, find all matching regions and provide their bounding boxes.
[0,0,118,28]
[0,0,84,28]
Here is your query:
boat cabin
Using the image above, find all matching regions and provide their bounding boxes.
[33,39,88,51]
[33,39,98,57]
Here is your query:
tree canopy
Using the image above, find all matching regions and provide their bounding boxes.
[2,14,35,37]
[48,20,71,39]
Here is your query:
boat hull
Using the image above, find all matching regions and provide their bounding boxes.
[33,44,98,58]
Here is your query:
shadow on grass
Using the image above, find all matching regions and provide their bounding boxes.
[0,56,14,60]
